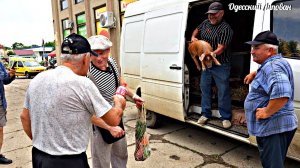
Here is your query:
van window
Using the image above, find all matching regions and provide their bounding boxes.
[24,61,40,67]
[144,13,183,53]
[18,61,23,67]
[124,21,143,52]
[272,0,300,59]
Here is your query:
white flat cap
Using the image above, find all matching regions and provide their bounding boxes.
[88,35,112,50]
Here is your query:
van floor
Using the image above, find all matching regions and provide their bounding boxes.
[186,113,249,138]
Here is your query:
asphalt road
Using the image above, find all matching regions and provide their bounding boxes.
[2,77,300,168]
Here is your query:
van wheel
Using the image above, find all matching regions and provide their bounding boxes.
[25,72,30,79]
[146,110,161,128]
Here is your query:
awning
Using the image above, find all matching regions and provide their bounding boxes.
[48,51,56,57]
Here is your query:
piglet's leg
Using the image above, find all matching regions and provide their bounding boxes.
[210,52,221,66]
[199,54,206,71]
[192,55,201,71]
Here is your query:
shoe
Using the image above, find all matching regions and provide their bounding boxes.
[197,116,208,125]
[222,120,232,129]
[0,154,12,164]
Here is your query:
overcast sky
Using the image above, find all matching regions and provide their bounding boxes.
[0,0,54,48]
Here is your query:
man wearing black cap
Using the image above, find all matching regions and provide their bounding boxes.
[191,2,233,128]
[20,33,126,168]
[244,31,298,168]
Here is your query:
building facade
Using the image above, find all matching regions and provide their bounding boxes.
[51,0,137,65]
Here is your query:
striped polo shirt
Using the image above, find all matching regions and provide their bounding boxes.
[197,19,233,64]
[89,57,120,105]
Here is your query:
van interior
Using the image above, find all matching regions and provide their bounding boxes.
[184,0,257,137]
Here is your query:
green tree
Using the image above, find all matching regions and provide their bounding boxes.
[288,40,298,56]
[6,50,15,56]
[279,39,291,56]
[12,42,24,49]
[44,41,55,49]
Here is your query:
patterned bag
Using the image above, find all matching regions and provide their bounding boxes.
[134,105,151,161]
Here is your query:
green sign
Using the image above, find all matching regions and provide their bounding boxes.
[77,14,86,25]
[63,29,71,38]
[78,25,87,38]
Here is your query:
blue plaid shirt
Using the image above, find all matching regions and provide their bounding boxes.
[244,54,298,137]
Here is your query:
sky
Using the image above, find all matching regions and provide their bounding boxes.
[0,0,54,48]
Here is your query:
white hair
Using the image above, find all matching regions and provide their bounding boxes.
[60,52,90,63]
[264,44,278,53]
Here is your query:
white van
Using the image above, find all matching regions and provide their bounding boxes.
[120,0,300,161]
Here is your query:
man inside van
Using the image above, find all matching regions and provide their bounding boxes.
[191,2,233,128]
[244,31,298,168]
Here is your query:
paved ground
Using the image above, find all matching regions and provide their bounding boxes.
[1,77,300,168]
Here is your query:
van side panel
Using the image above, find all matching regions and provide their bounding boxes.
[121,14,145,92]
[140,5,188,121]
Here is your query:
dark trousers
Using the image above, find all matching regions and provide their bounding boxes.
[32,147,89,168]
[256,129,296,168]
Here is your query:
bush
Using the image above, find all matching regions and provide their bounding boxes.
[39,60,45,66]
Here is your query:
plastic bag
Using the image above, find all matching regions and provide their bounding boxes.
[134,104,151,161]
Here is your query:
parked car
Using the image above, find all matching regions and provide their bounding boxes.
[9,57,46,78]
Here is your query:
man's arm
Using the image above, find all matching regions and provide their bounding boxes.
[100,95,125,126]
[91,116,125,138]
[191,28,199,42]
[213,44,227,56]
[256,97,289,120]
[120,76,144,108]
[244,71,257,84]
[20,108,32,140]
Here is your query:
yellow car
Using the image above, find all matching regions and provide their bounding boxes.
[9,57,46,79]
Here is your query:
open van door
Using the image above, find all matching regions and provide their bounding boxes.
[121,2,189,122]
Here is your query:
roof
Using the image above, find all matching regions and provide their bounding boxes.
[14,50,34,56]
[29,47,53,52]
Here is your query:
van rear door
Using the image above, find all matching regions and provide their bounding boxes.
[138,3,188,121]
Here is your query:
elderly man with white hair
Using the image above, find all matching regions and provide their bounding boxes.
[20,33,126,168]
[244,31,298,168]
[87,34,144,168]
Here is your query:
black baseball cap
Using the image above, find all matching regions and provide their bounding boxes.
[61,33,98,56]
[206,2,224,14]
[246,31,279,46]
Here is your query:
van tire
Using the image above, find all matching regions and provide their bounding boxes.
[146,110,161,128]
[25,72,30,79]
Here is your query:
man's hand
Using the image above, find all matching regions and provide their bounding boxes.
[191,37,198,42]
[244,71,256,84]
[256,107,270,120]
[7,68,16,78]
[108,126,125,138]
[132,94,144,109]
[112,95,126,110]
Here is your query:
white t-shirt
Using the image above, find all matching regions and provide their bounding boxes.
[24,66,112,155]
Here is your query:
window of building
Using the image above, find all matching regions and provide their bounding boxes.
[94,6,108,35]
[62,19,71,39]
[272,0,300,59]
[75,0,84,4]
[76,13,87,38]
[60,0,68,10]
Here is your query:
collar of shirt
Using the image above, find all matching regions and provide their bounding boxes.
[257,54,282,72]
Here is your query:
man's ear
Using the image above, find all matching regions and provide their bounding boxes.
[220,10,224,17]
[82,54,90,66]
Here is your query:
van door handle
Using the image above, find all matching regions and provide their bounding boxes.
[169,64,182,70]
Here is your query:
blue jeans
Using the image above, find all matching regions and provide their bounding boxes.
[256,129,296,168]
[200,63,232,120]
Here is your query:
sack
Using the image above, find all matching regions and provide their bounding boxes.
[134,105,151,161]
[98,119,125,144]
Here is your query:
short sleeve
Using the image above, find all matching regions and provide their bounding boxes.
[266,65,292,100]
[84,80,112,118]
